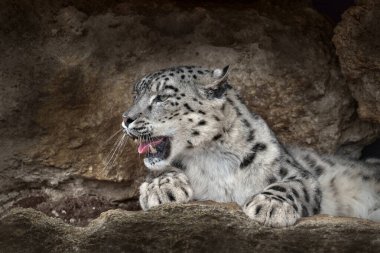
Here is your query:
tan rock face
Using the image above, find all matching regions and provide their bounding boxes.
[1,204,380,252]
[0,0,379,216]
[333,0,380,124]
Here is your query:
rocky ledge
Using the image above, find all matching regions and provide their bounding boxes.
[1,202,379,253]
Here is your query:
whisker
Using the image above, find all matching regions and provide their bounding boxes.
[105,129,123,144]
[109,134,126,169]
[104,133,125,170]
[110,134,127,169]
[104,133,124,163]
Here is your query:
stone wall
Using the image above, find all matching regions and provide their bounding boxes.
[333,0,380,124]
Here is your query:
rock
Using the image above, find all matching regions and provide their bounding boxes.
[56,6,87,36]
[0,203,379,253]
[333,0,380,124]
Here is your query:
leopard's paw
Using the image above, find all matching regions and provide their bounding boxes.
[139,171,193,210]
[243,193,300,227]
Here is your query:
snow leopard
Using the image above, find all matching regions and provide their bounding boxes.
[121,65,380,227]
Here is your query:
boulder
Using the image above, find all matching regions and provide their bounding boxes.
[333,0,380,124]
[1,203,379,253]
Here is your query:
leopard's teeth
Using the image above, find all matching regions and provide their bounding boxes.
[149,145,157,154]
[134,139,138,143]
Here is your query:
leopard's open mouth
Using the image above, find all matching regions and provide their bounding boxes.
[136,136,171,160]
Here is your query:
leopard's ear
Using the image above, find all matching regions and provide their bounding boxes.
[210,65,230,86]
[201,65,230,99]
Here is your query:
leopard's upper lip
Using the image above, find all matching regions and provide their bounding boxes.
[124,130,145,140]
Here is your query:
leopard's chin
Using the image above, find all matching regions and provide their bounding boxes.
[144,157,171,170]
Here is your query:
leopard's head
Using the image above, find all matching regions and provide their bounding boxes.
[122,66,230,170]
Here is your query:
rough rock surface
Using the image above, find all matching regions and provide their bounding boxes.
[333,0,380,124]
[0,0,380,228]
[1,203,380,253]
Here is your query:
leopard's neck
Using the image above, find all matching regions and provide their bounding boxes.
[180,88,286,171]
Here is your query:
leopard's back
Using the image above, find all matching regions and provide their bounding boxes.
[290,147,380,220]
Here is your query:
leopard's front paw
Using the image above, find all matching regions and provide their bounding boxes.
[243,193,300,227]
[139,171,193,211]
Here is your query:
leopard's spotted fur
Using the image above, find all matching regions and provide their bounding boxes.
[122,66,380,227]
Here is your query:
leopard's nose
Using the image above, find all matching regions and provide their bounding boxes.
[124,118,134,128]
[122,113,134,128]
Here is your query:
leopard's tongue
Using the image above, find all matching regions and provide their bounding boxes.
[138,138,164,154]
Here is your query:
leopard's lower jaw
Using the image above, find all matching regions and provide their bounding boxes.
[144,157,169,170]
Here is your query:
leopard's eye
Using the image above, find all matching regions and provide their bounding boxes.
[132,92,138,101]
[155,95,169,103]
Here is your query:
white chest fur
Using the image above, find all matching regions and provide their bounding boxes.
[183,148,264,205]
